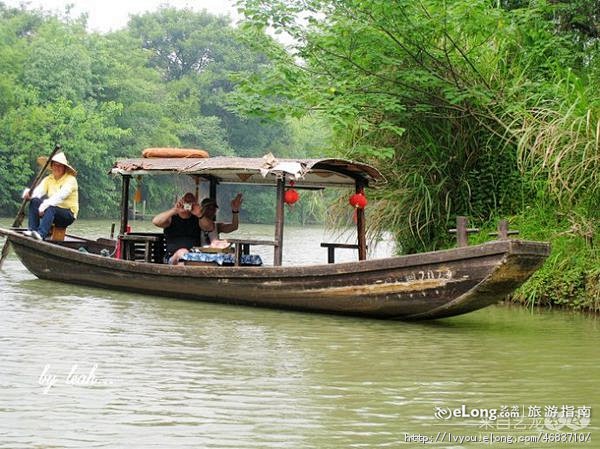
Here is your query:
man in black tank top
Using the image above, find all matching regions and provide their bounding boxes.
[152,192,201,264]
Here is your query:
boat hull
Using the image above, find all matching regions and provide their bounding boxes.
[0,228,550,320]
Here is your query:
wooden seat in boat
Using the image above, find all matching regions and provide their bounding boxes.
[49,225,67,241]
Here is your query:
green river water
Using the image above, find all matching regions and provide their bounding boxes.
[0,219,598,448]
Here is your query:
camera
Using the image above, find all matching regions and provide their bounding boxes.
[183,203,192,211]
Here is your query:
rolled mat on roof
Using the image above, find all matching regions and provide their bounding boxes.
[142,148,209,158]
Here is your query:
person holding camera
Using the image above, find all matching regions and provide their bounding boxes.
[152,192,201,264]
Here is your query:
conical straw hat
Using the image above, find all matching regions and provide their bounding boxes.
[37,152,77,176]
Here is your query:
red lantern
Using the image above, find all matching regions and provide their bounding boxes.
[349,192,368,209]
[284,181,299,206]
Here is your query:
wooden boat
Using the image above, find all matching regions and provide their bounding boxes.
[0,155,550,320]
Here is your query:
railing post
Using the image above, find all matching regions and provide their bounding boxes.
[450,216,481,246]
[498,219,509,239]
[488,219,519,240]
[456,216,468,247]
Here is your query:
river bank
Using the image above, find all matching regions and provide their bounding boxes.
[488,210,599,314]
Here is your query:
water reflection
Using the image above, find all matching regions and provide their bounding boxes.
[0,221,598,448]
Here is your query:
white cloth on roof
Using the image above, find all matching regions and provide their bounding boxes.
[260,153,306,180]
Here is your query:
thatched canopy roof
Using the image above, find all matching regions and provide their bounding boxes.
[111,155,385,188]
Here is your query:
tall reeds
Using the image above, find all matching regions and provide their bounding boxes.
[513,102,600,212]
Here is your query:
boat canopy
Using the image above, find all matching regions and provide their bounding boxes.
[110,155,385,188]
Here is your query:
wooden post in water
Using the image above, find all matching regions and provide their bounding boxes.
[355,181,367,261]
[274,176,285,266]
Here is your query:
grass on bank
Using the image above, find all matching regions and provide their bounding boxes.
[471,206,599,313]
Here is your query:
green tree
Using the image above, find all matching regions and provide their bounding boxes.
[237,0,599,250]
[235,0,600,308]
[21,19,92,103]
[128,7,291,157]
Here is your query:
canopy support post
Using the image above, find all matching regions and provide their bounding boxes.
[209,177,217,202]
[356,180,367,261]
[120,175,131,235]
[193,175,200,201]
[274,175,285,266]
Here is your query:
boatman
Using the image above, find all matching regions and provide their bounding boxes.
[22,152,79,240]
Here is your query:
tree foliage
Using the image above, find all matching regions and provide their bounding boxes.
[236,0,599,253]
[0,3,298,217]
[233,0,600,308]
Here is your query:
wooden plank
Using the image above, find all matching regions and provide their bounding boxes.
[320,242,363,264]
[320,243,361,249]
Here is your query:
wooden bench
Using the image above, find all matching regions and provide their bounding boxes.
[320,243,365,264]
[228,239,276,266]
[120,233,165,263]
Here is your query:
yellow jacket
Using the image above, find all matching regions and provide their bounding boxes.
[33,173,79,217]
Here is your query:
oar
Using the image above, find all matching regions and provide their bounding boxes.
[0,144,62,268]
